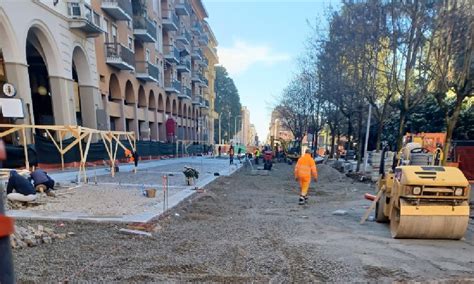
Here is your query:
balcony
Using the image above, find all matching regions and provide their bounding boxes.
[178,87,192,100]
[177,57,191,73]
[162,10,179,32]
[105,42,135,70]
[165,79,181,94]
[198,57,208,67]
[191,48,203,60]
[191,22,203,35]
[176,30,191,46]
[136,61,159,82]
[200,75,208,87]
[198,34,209,45]
[191,72,203,83]
[133,17,157,42]
[200,99,209,109]
[164,45,180,64]
[67,1,103,37]
[175,0,191,16]
[192,96,202,105]
[101,0,132,21]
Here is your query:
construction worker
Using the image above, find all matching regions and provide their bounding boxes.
[294,149,318,205]
[254,148,260,165]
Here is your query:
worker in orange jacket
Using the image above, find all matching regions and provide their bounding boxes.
[294,149,318,205]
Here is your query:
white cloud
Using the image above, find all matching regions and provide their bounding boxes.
[217,40,291,76]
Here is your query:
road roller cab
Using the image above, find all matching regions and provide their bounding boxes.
[377,165,471,239]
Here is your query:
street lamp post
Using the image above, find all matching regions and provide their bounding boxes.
[218,113,222,144]
[234,115,241,144]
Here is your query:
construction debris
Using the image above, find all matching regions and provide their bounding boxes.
[118,228,153,237]
[10,224,71,249]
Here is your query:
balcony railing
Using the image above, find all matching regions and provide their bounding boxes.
[165,79,181,94]
[133,17,157,42]
[175,0,191,16]
[198,57,208,67]
[101,0,132,21]
[199,34,209,45]
[67,0,103,37]
[162,9,179,31]
[177,58,191,73]
[179,86,192,99]
[191,48,203,60]
[164,44,180,63]
[105,42,135,70]
[192,22,203,35]
[176,29,191,45]
[136,61,159,82]
[200,75,208,87]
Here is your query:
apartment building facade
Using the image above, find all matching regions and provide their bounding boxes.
[0,0,217,144]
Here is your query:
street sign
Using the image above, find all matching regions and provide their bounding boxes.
[2,83,16,97]
[0,98,24,118]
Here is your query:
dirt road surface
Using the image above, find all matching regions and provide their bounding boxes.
[13,163,474,282]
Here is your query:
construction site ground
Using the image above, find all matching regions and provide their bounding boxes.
[12,162,474,282]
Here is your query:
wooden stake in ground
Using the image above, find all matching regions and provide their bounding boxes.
[360,190,383,224]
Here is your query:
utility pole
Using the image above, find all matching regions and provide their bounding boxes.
[218,113,222,144]
[363,104,372,173]
[234,115,241,144]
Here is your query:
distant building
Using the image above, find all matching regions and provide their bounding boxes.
[249,124,258,146]
[267,107,294,144]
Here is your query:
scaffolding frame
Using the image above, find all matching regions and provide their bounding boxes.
[0,124,136,182]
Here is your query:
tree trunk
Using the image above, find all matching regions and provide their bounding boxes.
[356,108,364,172]
[396,109,407,151]
[347,117,353,150]
[330,129,336,158]
[443,96,464,164]
[375,103,388,152]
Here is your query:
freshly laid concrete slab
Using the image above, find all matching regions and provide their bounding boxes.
[7,158,242,223]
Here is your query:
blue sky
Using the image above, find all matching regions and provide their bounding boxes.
[204,0,340,141]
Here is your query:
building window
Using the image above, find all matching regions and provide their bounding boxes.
[128,36,133,51]
[104,18,110,42]
[111,24,117,43]
[146,48,150,62]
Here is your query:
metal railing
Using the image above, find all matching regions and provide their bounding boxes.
[133,17,157,41]
[179,58,191,70]
[165,79,181,91]
[192,22,203,34]
[178,29,191,43]
[104,42,135,67]
[102,0,133,19]
[164,44,180,59]
[136,61,159,81]
[162,9,179,27]
[67,1,101,27]
[176,0,192,14]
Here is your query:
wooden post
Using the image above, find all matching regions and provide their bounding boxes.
[81,133,93,183]
[59,131,64,170]
[21,127,29,170]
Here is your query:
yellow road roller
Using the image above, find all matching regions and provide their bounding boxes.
[375,145,471,239]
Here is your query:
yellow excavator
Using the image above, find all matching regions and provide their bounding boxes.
[375,142,471,239]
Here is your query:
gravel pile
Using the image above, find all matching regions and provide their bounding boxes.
[10,224,71,249]
[317,164,346,183]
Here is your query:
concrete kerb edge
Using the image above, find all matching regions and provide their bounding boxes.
[7,163,243,224]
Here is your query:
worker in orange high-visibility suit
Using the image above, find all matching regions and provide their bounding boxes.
[294,149,318,205]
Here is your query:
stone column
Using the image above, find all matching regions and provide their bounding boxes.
[78,85,101,129]
[48,76,76,126]
[3,62,33,143]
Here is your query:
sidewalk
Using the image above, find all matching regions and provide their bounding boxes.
[7,157,242,223]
